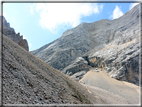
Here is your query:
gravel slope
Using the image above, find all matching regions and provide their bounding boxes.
[2,34,106,105]
[79,69,140,104]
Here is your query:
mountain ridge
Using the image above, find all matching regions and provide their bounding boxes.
[31,4,140,85]
[1,4,140,105]
[31,5,140,85]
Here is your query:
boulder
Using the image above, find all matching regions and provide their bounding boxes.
[62,57,90,77]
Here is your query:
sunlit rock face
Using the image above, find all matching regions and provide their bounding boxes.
[31,5,140,85]
[0,16,29,51]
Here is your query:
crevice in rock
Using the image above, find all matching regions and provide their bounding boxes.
[82,56,93,67]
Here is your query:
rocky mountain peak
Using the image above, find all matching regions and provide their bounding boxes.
[31,4,140,86]
[0,16,29,51]
[1,4,140,105]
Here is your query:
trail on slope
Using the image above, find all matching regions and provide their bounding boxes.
[79,69,139,104]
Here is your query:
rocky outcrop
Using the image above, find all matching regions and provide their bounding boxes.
[0,16,29,51]
[87,40,140,85]
[2,34,106,104]
[62,57,91,81]
[31,4,140,85]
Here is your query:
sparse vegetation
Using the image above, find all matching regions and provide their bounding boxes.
[66,80,89,103]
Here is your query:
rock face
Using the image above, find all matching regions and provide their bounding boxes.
[2,34,106,104]
[0,16,29,51]
[87,43,140,85]
[62,57,91,81]
[31,5,140,85]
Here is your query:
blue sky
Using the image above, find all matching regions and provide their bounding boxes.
[3,2,139,51]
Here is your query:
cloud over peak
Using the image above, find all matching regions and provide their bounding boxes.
[110,5,123,20]
[129,3,139,10]
[31,3,103,32]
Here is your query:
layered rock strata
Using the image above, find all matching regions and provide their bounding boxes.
[31,5,140,85]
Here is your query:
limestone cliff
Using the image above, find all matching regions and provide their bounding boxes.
[31,4,140,85]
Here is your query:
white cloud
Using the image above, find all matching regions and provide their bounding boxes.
[110,5,123,19]
[31,3,103,32]
[129,3,139,10]
[94,4,103,14]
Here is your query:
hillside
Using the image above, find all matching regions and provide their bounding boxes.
[2,34,106,104]
[79,69,139,104]
[31,4,140,85]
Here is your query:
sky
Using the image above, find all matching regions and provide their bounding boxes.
[3,2,139,51]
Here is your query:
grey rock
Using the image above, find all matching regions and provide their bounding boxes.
[2,34,104,104]
[31,5,140,85]
[70,71,87,81]
[0,16,29,51]
[104,67,111,73]
[62,57,90,76]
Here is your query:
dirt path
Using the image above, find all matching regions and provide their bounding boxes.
[79,70,140,104]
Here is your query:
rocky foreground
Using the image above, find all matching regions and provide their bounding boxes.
[2,34,106,104]
[1,32,140,105]
[31,4,141,85]
[1,4,141,105]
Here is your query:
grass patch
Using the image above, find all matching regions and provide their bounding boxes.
[66,81,84,103]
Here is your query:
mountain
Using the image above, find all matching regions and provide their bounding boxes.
[2,32,140,105]
[1,5,140,105]
[0,16,29,51]
[31,4,140,85]
[2,33,106,104]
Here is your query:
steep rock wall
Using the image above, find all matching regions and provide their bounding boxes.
[31,5,140,85]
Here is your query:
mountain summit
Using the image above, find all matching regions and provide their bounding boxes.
[31,4,140,85]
